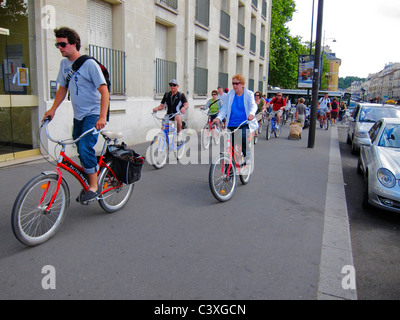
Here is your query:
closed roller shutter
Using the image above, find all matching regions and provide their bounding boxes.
[88,0,112,48]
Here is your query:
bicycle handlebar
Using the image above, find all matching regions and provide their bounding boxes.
[41,116,100,145]
[219,119,250,134]
[200,109,219,116]
[152,110,182,121]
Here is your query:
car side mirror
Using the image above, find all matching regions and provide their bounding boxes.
[360,139,372,147]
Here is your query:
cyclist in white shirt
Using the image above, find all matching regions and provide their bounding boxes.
[317,93,331,124]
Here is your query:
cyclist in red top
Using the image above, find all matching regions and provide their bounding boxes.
[266,92,286,128]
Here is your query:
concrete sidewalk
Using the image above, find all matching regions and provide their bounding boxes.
[0,124,357,300]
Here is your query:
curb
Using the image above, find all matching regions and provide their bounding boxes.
[317,126,358,300]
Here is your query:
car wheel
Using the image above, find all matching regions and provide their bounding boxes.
[351,141,358,155]
[362,175,371,210]
[357,157,363,175]
[346,134,352,145]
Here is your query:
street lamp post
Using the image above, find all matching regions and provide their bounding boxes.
[307,0,315,107]
[308,0,324,149]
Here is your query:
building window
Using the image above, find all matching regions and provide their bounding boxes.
[87,0,126,94]
[195,0,210,27]
[155,22,177,95]
[88,0,112,49]
[194,39,208,95]
[157,0,178,11]
[220,0,230,40]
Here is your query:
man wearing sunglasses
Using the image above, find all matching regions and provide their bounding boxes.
[153,79,189,144]
[266,92,286,129]
[43,27,109,202]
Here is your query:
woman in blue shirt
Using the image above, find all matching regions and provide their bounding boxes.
[212,74,258,160]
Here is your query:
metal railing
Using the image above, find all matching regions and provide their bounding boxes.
[194,66,208,95]
[248,79,255,92]
[195,0,210,27]
[159,0,178,10]
[220,10,230,39]
[260,40,265,58]
[237,23,245,47]
[218,72,228,89]
[250,33,257,54]
[88,45,126,95]
[156,58,177,94]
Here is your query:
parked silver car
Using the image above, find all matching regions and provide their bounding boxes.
[358,118,400,213]
[347,103,400,154]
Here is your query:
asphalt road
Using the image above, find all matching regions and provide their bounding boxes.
[338,126,400,300]
[0,124,331,300]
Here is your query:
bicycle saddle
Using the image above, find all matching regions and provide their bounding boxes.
[101,130,123,140]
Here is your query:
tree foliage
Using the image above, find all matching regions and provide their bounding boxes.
[0,0,28,29]
[268,0,309,89]
[338,76,366,90]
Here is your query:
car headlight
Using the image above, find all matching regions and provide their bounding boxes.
[377,168,397,188]
[355,131,369,138]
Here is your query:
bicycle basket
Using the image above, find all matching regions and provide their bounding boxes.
[107,143,145,184]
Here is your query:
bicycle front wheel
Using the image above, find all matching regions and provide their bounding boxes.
[212,126,221,145]
[209,154,237,202]
[274,124,281,138]
[98,162,134,213]
[11,172,69,246]
[239,159,252,185]
[201,124,211,150]
[266,120,271,140]
[149,133,168,169]
[175,130,186,160]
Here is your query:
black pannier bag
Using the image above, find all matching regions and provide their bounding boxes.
[107,143,145,184]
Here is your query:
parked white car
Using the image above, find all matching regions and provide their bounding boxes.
[358,118,400,213]
[347,103,400,154]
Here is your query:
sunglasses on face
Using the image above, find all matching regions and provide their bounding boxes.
[169,84,178,87]
[55,42,69,49]
[212,93,217,96]
[232,82,241,86]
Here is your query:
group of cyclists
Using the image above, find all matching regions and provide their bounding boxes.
[201,86,310,138]
[317,92,348,127]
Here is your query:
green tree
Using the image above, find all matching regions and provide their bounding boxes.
[338,76,366,90]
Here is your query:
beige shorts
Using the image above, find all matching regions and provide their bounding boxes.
[271,110,283,117]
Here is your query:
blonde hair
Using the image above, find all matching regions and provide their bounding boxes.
[232,74,246,85]
[299,97,305,103]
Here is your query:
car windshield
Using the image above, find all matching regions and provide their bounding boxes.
[378,124,400,148]
[359,107,400,123]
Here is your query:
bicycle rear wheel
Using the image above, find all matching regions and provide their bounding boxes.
[209,154,237,202]
[98,162,134,213]
[149,133,168,169]
[11,172,69,246]
[324,118,329,130]
[175,130,186,160]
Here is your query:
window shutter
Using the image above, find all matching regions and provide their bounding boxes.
[87,0,112,48]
